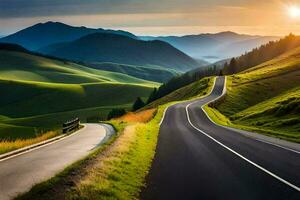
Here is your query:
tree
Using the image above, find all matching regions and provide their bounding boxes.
[107,108,126,120]
[213,65,217,72]
[219,70,223,76]
[228,58,237,74]
[132,97,145,111]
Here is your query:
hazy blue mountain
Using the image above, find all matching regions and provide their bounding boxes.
[39,33,199,72]
[140,32,279,62]
[0,21,137,50]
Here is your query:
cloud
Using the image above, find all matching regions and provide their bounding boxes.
[0,0,294,36]
[0,0,256,18]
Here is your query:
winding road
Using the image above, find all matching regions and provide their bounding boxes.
[142,76,300,200]
[0,123,114,200]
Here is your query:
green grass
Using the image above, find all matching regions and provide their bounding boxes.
[212,47,300,142]
[88,62,179,83]
[145,77,215,109]
[66,108,163,200]
[15,77,215,200]
[0,50,159,141]
[0,50,158,86]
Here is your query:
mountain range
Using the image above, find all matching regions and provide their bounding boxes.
[38,32,199,72]
[141,32,279,62]
[0,21,282,82]
[0,21,137,51]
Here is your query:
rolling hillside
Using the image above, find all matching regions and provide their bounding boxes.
[214,47,300,142]
[0,48,156,85]
[0,47,157,140]
[39,33,199,72]
[86,62,178,83]
[0,21,137,50]
[141,32,278,62]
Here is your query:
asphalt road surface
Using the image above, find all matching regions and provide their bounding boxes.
[0,123,114,200]
[142,76,300,200]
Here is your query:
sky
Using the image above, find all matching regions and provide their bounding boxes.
[1,0,300,36]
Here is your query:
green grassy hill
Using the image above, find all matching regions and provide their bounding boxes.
[0,49,157,140]
[86,62,178,83]
[214,47,300,142]
[0,50,156,86]
[145,77,214,109]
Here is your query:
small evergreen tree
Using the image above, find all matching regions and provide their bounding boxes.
[132,97,145,111]
[213,65,217,72]
[219,70,223,76]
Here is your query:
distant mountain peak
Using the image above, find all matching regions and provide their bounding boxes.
[215,31,239,36]
[0,22,137,50]
[35,21,67,27]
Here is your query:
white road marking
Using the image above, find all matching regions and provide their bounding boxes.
[253,138,300,154]
[186,101,300,192]
[159,106,170,126]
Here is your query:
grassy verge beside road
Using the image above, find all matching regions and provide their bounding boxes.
[204,104,300,143]
[67,108,160,199]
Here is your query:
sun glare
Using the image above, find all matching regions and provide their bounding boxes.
[289,6,300,18]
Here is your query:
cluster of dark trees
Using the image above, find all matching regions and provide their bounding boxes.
[132,97,146,111]
[147,65,221,104]
[107,108,126,120]
[106,97,146,120]
[224,34,300,74]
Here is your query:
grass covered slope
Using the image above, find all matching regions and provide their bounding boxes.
[146,77,214,109]
[0,50,157,85]
[215,47,300,142]
[0,49,157,140]
[87,62,178,83]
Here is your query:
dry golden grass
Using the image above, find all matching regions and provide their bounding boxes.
[114,108,157,123]
[0,131,59,155]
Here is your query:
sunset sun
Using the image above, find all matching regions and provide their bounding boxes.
[289,6,300,18]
